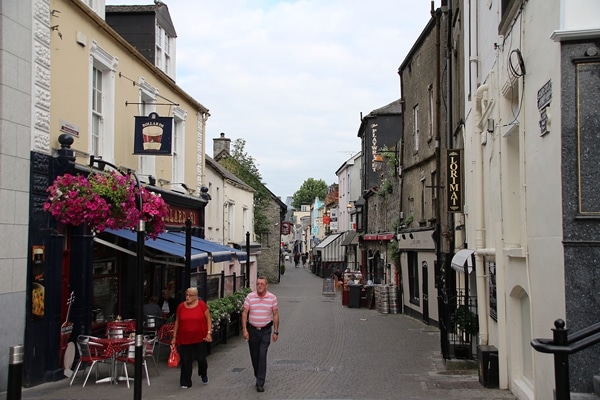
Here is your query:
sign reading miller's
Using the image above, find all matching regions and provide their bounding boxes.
[133,112,173,155]
[446,149,463,213]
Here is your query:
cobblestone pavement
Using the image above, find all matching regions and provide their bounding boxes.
[11,261,516,400]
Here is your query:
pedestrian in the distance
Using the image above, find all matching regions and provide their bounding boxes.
[171,287,213,389]
[242,277,279,392]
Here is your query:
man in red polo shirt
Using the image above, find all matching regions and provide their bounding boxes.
[241,276,279,392]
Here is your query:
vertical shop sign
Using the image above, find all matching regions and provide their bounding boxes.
[447,149,463,212]
[370,123,379,172]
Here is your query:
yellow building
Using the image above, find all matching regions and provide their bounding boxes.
[20,0,225,387]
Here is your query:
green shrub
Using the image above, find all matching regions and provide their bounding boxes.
[208,287,251,331]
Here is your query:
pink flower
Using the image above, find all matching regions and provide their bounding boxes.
[45,172,170,239]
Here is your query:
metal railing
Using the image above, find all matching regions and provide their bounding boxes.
[531,318,600,400]
[195,270,245,301]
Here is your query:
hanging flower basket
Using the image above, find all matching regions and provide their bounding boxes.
[44,172,169,239]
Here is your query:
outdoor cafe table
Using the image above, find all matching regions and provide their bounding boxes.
[90,337,132,384]
[106,320,135,337]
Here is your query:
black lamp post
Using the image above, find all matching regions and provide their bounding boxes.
[89,156,145,400]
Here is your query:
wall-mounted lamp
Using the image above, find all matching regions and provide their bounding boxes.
[199,186,211,202]
[174,183,196,195]
[137,174,156,186]
[159,179,195,195]
[401,234,406,240]
[409,233,414,239]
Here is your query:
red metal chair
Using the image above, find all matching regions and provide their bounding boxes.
[144,335,159,375]
[69,335,111,387]
[156,322,175,361]
[115,340,150,387]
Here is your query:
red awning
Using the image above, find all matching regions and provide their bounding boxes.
[362,234,378,241]
[378,233,394,241]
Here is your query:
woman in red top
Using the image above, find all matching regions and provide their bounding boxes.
[171,287,213,388]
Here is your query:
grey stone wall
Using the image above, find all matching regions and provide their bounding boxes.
[257,197,283,284]
[560,40,600,393]
[399,13,448,240]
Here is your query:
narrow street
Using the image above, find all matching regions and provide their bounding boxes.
[16,261,515,400]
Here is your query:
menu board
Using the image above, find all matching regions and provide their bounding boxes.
[322,278,335,296]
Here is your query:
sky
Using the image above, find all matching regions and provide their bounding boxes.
[106,0,436,199]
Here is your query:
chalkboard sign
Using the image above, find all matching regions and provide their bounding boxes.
[322,278,335,296]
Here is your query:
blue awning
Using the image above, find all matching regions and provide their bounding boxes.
[100,229,209,267]
[160,232,247,262]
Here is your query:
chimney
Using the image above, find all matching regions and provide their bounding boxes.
[213,132,231,158]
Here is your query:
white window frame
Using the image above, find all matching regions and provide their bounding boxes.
[413,105,419,152]
[428,85,434,140]
[138,78,158,176]
[172,107,187,183]
[155,24,174,78]
[90,41,117,162]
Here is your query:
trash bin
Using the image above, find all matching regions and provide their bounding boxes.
[348,284,362,308]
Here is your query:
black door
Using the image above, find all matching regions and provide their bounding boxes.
[422,261,429,324]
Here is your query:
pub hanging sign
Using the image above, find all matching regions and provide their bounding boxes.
[447,149,463,213]
[133,112,173,155]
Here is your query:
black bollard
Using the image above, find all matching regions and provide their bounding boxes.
[7,345,24,400]
[552,319,570,400]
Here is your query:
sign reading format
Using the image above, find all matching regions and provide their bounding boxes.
[164,206,199,226]
[133,112,173,155]
[447,149,463,213]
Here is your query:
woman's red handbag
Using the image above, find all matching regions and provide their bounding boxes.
[168,344,180,367]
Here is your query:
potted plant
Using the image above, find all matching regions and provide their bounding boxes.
[280,264,286,275]
[207,288,251,343]
[450,305,478,358]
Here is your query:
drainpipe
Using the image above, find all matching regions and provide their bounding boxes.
[474,83,490,346]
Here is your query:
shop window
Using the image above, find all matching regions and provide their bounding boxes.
[92,259,119,322]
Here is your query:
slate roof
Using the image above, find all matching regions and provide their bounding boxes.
[205,155,255,193]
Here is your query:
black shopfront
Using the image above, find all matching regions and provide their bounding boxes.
[23,139,209,387]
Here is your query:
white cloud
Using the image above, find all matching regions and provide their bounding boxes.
[107,0,434,197]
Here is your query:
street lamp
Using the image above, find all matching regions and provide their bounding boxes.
[89,156,145,400]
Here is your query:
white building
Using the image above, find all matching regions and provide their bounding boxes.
[336,152,362,233]
[462,0,600,398]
